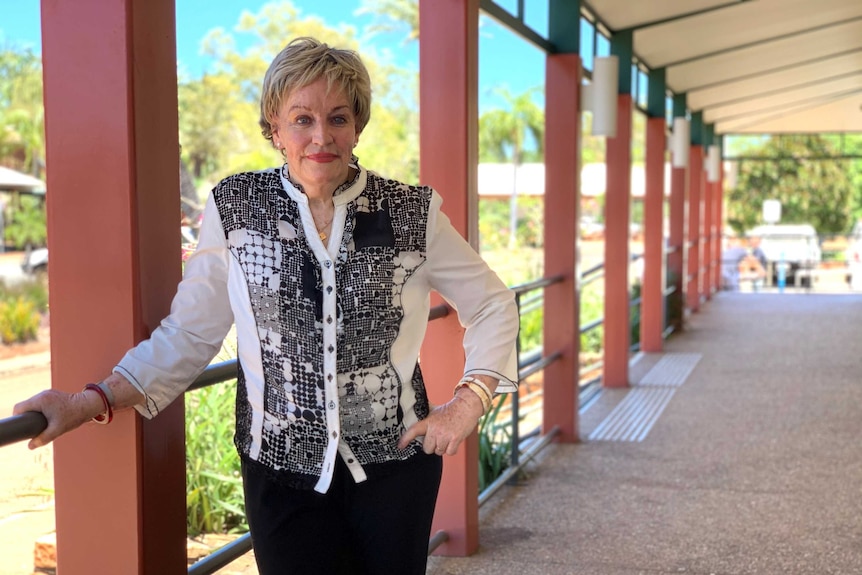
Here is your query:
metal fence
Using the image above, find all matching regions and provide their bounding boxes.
[0,261,671,573]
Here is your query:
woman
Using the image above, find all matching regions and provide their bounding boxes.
[14,37,518,575]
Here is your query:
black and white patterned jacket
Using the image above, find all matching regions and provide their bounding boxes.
[116,164,518,493]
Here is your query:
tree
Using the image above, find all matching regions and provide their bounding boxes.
[190,1,420,184]
[356,0,419,43]
[0,47,45,176]
[727,135,855,235]
[478,86,544,248]
[178,72,249,180]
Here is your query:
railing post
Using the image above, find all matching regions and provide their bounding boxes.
[42,1,186,573]
[687,112,705,313]
[419,0,481,557]
[641,115,667,351]
[509,293,522,474]
[543,51,580,443]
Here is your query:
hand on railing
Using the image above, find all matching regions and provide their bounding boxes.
[12,388,105,449]
[0,411,48,449]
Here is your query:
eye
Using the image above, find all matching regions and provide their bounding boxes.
[331,115,348,125]
[294,115,312,125]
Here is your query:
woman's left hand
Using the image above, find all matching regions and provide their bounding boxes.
[398,386,486,456]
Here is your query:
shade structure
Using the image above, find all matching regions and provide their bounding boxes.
[584,0,862,134]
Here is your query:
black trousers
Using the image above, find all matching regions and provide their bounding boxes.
[242,453,443,575]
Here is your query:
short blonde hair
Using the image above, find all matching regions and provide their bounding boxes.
[259,37,372,144]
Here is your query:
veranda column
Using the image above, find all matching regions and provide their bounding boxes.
[419,0,481,557]
[668,96,688,332]
[702,125,716,299]
[640,68,667,352]
[604,31,633,388]
[714,136,725,292]
[702,133,714,300]
[42,0,185,573]
[543,0,581,441]
[686,113,704,313]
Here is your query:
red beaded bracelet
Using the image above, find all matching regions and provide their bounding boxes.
[83,383,113,425]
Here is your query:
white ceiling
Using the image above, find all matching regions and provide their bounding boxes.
[585,0,862,134]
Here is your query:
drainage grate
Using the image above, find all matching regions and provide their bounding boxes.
[588,388,676,442]
[638,353,702,387]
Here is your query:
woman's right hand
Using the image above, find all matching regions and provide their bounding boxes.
[13,389,105,450]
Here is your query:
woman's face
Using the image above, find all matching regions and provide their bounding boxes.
[271,77,360,195]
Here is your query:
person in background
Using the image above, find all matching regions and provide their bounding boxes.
[721,233,748,290]
[14,37,519,575]
[745,235,769,291]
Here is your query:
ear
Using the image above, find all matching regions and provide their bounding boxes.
[354,128,362,147]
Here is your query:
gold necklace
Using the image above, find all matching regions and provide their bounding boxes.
[313,216,333,241]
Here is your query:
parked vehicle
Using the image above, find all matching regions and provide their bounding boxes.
[21,222,199,276]
[846,220,862,291]
[579,216,604,240]
[21,247,48,276]
[746,224,821,287]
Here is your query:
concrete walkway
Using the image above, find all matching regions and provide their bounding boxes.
[4,291,862,574]
[427,291,862,575]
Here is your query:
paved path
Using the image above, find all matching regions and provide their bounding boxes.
[427,291,862,574]
[3,288,861,574]
[0,360,54,575]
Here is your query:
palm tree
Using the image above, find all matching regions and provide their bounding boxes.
[0,47,45,176]
[356,0,419,43]
[479,86,544,248]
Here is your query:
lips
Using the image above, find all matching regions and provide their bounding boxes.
[306,153,339,162]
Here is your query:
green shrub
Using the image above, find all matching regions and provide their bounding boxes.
[518,304,542,352]
[0,296,40,343]
[0,278,49,313]
[478,395,513,492]
[630,281,642,348]
[5,196,47,250]
[185,381,246,536]
[580,282,603,354]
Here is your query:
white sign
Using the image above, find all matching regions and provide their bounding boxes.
[763,199,781,224]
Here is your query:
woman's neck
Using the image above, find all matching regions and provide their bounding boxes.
[288,167,357,204]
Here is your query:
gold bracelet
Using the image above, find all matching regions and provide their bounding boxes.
[454,381,491,415]
[460,375,493,402]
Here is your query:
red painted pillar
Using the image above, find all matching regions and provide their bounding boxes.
[543,54,580,442]
[640,118,666,352]
[668,162,686,332]
[419,0,480,557]
[42,0,185,573]
[603,95,633,388]
[714,165,725,292]
[686,145,703,312]
[703,167,713,299]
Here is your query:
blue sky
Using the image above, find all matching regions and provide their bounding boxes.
[0,0,546,112]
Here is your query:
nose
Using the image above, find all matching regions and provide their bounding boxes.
[311,121,333,145]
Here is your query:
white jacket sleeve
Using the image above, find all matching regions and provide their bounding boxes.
[425,191,519,392]
[114,193,235,418]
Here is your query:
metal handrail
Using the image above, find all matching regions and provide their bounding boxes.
[519,351,562,381]
[0,411,47,449]
[428,530,449,555]
[510,274,564,295]
[186,361,239,393]
[478,425,560,507]
[188,534,253,575]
